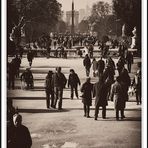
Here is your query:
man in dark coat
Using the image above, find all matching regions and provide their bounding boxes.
[52,67,67,110]
[119,66,131,117]
[8,60,17,89]
[93,76,108,120]
[83,54,91,77]
[27,49,34,67]
[45,71,54,109]
[125,51,133,73]
[97,56,105,77]
[81,77,93,118]
[110,76,126,120]
[21,68,34,89]
[11,114,32,148]
[132,70,141,105]
[13,55,21,77]
[68,69,81,99]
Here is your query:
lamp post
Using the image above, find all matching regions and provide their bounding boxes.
[71,0,75,35]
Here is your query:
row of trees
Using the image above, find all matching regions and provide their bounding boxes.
[8,0,63,44]
[78,0,141,49]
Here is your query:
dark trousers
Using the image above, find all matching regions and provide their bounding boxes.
[85,67,90,77]
[135,90,141,104]
[70,85,78,99]
[8,77,15,89]
[54,87,63,109]
[116,109,124,119]
[127,62,132,73]
[95,105,106,119]
[84,104,90,117]
[46,91,54,108]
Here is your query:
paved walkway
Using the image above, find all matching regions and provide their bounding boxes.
[8,56,141,148]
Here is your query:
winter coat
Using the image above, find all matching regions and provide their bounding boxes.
[81,82,93,106]
[92,60,98,71]
[110,81,126,110]
[83,57,91,69]
[93,81,108,107]
[52,72,67,88]
[68,73,80,87]
[97,59,105,73]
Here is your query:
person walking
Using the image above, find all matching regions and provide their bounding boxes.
[110,76,126,120]
[52,67,67,110]
[81,77,93,118]
[83,54,91,77]
[68,69,81,99]
[92,58,98,77]
[93,76,108,120]
[20,68,34,89]
[97,56,105,77]
[125,51,133,73]
[45,71,54,109]
[132,70,141,105]
[27,49,34,67]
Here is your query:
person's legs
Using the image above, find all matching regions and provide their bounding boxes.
[70,86,74,99]
[116,109,119,120]
[94,104,99,120]
[46,91,50,109]
[102,106,106,119]
[135,90,139,105]
[58,88,63,110]
[74,85,79,99]
[50,91,54,107]
[83,104,87,117]
[86,105,90,117]
[53,87,58,108]
[121,109,125,119]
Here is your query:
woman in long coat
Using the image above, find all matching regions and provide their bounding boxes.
[81,77,93,118]
[110,76,126,120]
[93,76,108,120]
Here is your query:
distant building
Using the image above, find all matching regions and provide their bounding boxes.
[66,11,79,27]
[79,9,86,22]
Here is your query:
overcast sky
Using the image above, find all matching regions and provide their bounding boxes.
[57,0,112,11]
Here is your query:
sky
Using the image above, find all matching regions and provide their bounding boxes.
[57,0,112,11]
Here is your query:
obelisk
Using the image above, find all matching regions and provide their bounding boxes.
[71,0,75,34]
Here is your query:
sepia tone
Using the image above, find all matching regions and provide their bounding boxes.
[7,0,141,147]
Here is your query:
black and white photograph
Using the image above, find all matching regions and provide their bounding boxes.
[1,0,147,147]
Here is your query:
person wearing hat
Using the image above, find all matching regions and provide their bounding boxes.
[68,69,81,99]
[81,77,93,118]
[11,114,32,148]
[97,56,105,78]
[93,76,108,120]
[21,68,34,89]
[83,54,91,77]
[52,67,67,110]
[45,71,54,109]
[110,76,126,120]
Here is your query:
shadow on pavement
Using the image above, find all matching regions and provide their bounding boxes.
[95,117,141,121]
[18,108,70,113]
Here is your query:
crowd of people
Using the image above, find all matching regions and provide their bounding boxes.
[7,32,141,147]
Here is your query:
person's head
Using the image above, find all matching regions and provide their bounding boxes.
[13,114,22,127]
[26,67,30,71]
[86,77,91,83]
[85,54,89,58]
[70,69,74,74]
[100,56,102,60]
[48,70,53,77]
[56,67,61,73]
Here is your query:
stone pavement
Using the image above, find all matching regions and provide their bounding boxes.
[8,56,142,148]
